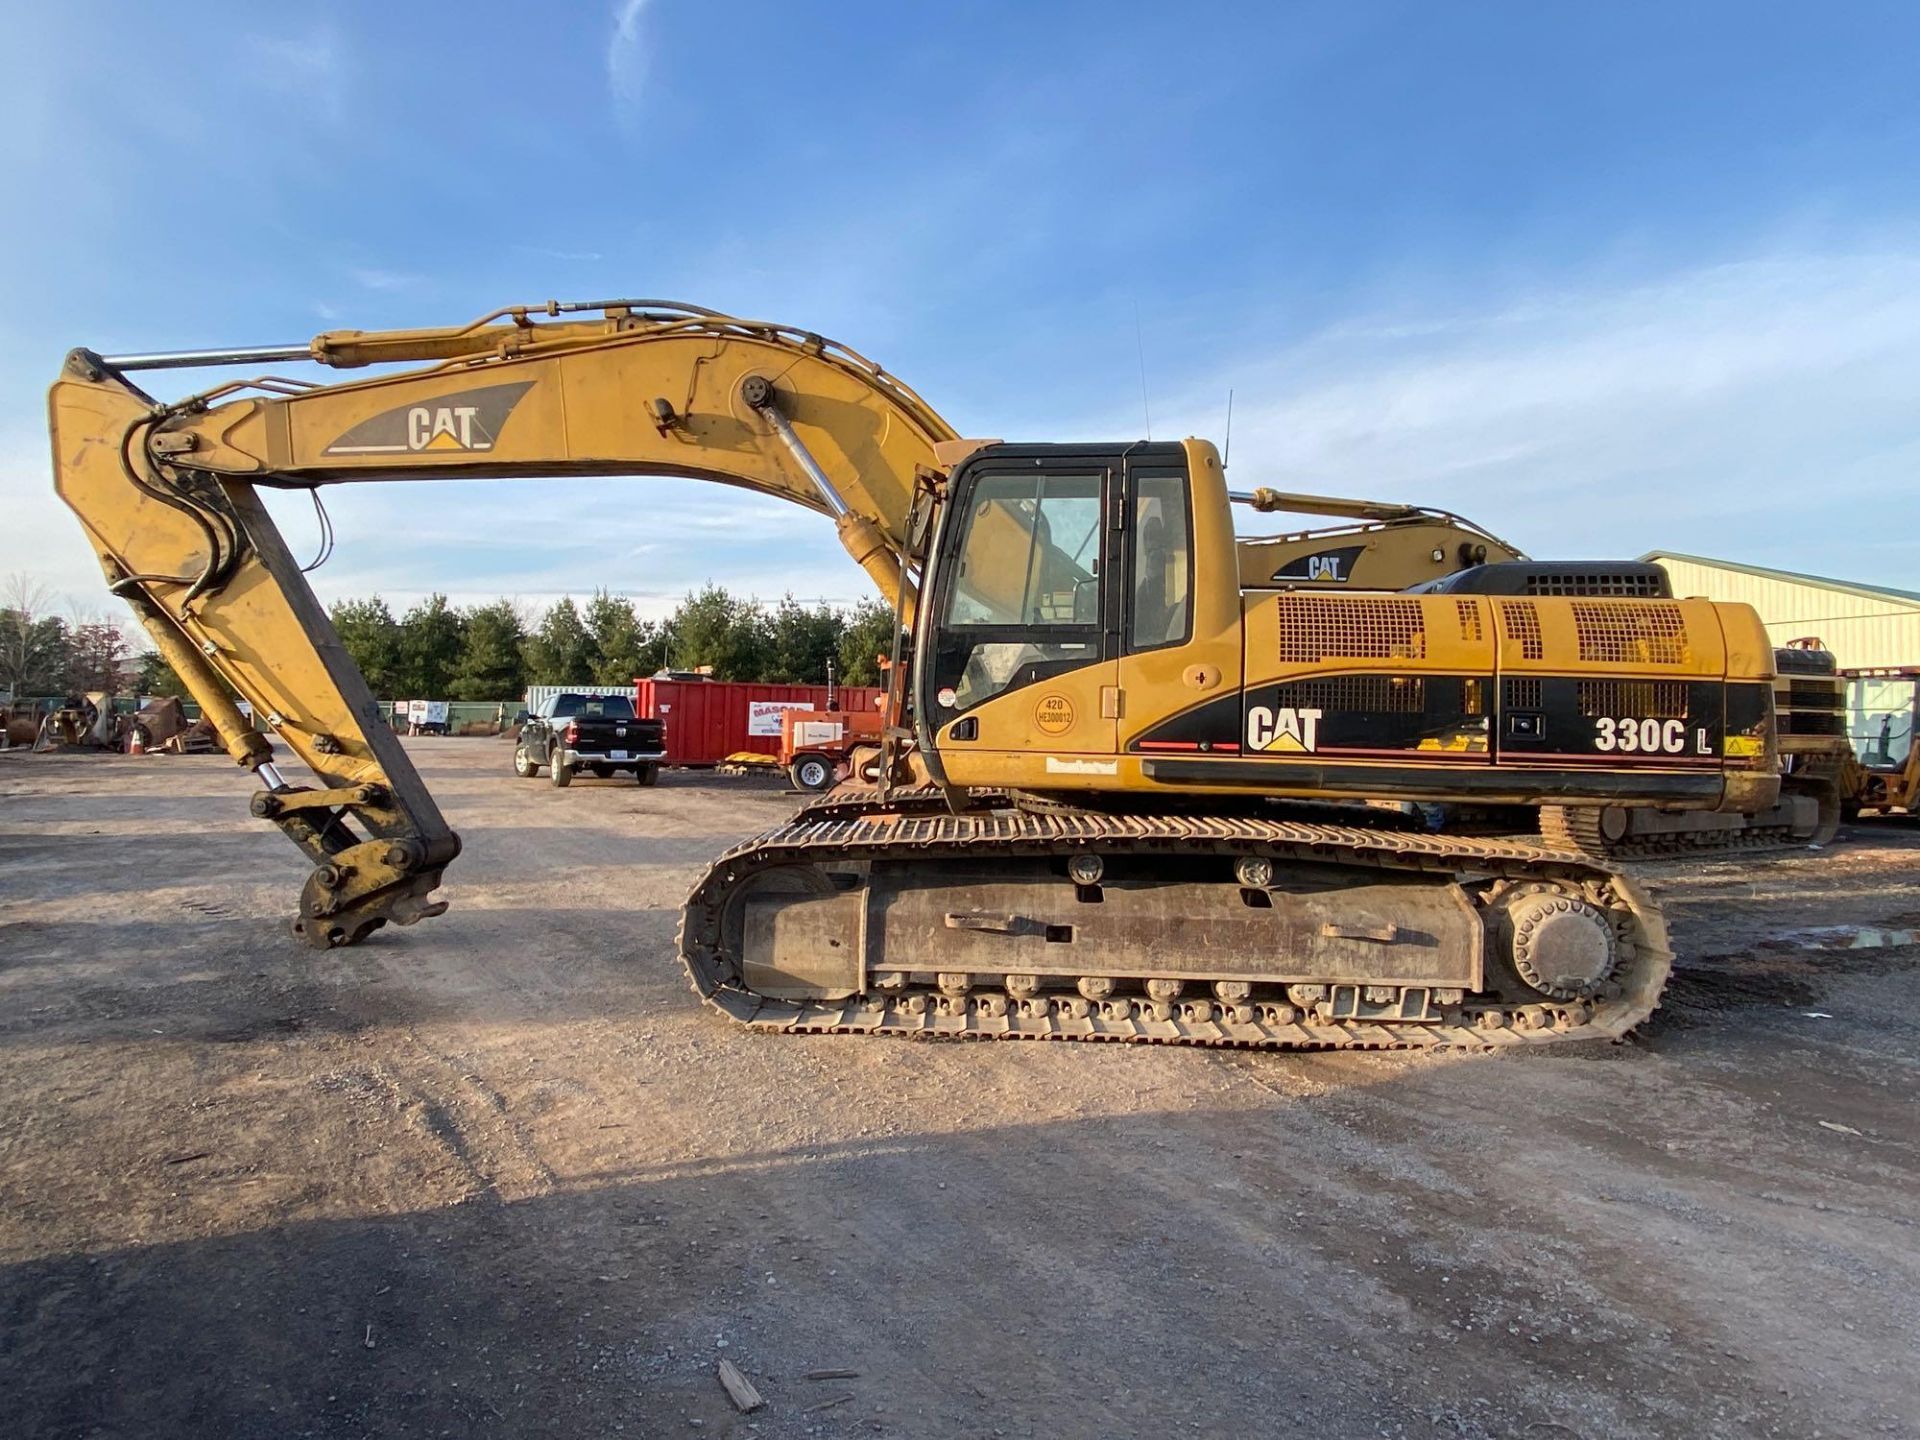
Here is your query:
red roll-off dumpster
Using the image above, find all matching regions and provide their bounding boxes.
[633,678,885,767]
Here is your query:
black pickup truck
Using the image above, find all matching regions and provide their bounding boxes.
[513,692,665,788]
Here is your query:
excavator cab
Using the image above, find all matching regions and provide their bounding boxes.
[917,441,1227,786]
[924,451,1112,735]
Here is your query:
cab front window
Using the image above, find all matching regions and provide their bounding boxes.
[934,469,1105,713]
[942,473,1102,628]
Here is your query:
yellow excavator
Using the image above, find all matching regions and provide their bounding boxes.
[1240,502,1847,859]
[51,298,1797,1050]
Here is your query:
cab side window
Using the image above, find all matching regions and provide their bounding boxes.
[1128,471,1191,651]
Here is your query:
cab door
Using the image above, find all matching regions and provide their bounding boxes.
[921,453,1121,777]
[1114,450,1198,730]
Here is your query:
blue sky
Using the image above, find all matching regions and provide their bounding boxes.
[6,2,1920,621]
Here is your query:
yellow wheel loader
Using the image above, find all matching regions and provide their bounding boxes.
[1842,667,1920,818]
[49,298,1808,1049]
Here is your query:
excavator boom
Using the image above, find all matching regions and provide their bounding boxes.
[51,300,956,943]
[1230,485,1526,591]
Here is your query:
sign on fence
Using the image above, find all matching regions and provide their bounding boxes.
[746,699,812,737]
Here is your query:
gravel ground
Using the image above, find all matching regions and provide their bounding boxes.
[1,740,1916,1440]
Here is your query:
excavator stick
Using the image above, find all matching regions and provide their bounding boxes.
[49,353,459,945]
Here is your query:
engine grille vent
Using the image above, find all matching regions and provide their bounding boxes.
[1577,679,1689,718]
[1456,600,1485,644]
[1272,674,1427,714]
[1778,711,1844,737]
[1783,680,1844,711]
[1573,602,1688,665]
[1274,597,1427,664]
[1524,568,1669,597]
[1503,677,1543,710]
[1499,601,1544,661]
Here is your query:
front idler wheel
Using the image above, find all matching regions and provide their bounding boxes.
[1501,889,1619,1000]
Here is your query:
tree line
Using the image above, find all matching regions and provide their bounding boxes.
[328,586,897,700]
[1,576,153,698]
[2,572,890,705]
[0,608,143,697]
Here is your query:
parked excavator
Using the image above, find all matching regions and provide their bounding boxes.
[1237,497,1847,858]
[51,298,1800,1050]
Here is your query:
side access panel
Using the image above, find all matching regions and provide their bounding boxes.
[1236,592,1499,763]
[1490,595,1730,769]
[864,860,1483,989]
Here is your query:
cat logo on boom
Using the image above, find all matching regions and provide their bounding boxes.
[323,381,536,457]
[1246,705,1322,753]
[409,405,483,451]
[1270,544,1364,585]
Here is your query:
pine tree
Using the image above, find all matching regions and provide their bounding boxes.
[0,576,68,697]
[666,585,771,680]
[397,594,466,697]
[524,597,595,684]
[330,596,404,697]
[764,594,844,684]
[135,649,189,698]
[451,600,527,700]
[836,598,897,686]
[582,590,659,685]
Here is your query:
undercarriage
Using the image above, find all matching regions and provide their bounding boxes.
[679,798,1671,1051]
[1534,772,1841,860]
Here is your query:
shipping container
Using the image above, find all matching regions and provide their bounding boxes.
[523,683,636,716]
[633,678,885,767]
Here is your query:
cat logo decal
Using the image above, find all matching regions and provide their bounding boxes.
[324,381,535,456]
[1246,705,1322,753]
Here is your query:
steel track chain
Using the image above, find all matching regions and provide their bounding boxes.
[1536,804,1814,863]
[676,801,1673,1053]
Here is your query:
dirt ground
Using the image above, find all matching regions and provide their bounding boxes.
[1,740,1916,1440]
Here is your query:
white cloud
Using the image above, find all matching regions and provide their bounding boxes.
[606,0,653,118]
[1098,250,1920,586]
[350,267,422,293]
[246,30,338,80]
